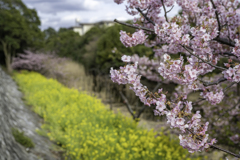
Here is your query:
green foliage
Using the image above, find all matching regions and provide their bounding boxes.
[43,26,105,67]
[12,128,35,148]
[0,0,43,72]
[71,26,105,69]
[13,71,200,160]
[43,27,82,58]
[96,24,153,73]
[44,22,153,74]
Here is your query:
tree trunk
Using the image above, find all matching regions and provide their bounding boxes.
[1,40,13,73]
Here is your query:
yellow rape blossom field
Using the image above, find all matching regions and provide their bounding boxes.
[13,71,200,160]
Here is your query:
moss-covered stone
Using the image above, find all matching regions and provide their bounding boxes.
[12,128,34,148]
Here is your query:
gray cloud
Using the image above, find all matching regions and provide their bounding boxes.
[22,0,94,14]
[22,0,180,31]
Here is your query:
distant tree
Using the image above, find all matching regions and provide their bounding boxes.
[96,23,153,74]
[0,0,43,73]
[43,27,82,58]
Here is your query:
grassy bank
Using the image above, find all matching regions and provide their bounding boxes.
[13,71,199,160]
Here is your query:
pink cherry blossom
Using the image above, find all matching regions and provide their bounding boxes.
[121,55,131,62]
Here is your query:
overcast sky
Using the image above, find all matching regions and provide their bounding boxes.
[22,0,181,31]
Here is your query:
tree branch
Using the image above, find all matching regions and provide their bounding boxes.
[135,105,147,119]
[114,20,228,72]
[181,45,227,70]
[192,98,206,106]
[119,91,135,119]
[114,19,155,33]
[210,144,240,158]
[136,8,155,26]
[166,5,174,13]
[198,77,227,86]
[186,128,240,158]
[220,52,238,59]
[161,0,169,22]
[213,37,236,47]
[114,19,236,49]
[223,82,236,93]
[210,0,221,36]
[216,98,240,121]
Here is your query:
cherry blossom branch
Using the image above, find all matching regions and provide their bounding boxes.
[119,91,136,119]
[221,52,238,59]
[185,128,240,158]
[210,0,221,36]
[223,82,236,93]
[136,105,147,119]
[187,32,236,48]
[119,91,147,121]
[114,19,235,58]
[119,82,162,120]
[216,98,240,121]
[166,5,174,13]
[181,45,227,70]
[161,0,169,22]
[213,37,236,47]
[198,77,227,87]
[114,19,154,32]
[192,98,206,106]
[113,0,240,157]
[210,144,240,158]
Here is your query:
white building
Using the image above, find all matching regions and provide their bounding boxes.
[70,20,115,36]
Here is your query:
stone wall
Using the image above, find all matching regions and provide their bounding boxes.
[0,67,61,160]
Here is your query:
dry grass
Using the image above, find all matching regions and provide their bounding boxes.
[42,58,162,129]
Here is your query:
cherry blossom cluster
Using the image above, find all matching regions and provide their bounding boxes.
[233,39,240,57]
[158,54,199,85]
[130,54,163,82]
[120,30,148,47]
[113,0,240,156]
[200,89,224,105]
[222,64,240,82]
[110,55,217,153]
[230,134,240,144]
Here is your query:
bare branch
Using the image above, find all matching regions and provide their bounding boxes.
[213,37,236,47]
[220,52,238,59]
[198,77,227,86]
[119,91,135,118]
[216,98,240,121]
[210,144,240,158]
[114,19,155,33]
[166,5,174,13]
[210,0,221,36]
[161,0,169,22]
[136,8,155,26]
[192,98,206,106]
[135,105,147,119]
[216,51,240,63]
[223,82,236,93]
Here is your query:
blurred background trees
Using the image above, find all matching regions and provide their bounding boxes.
[0,0,43,73]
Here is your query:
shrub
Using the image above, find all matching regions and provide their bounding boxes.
[12,51,68,80]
